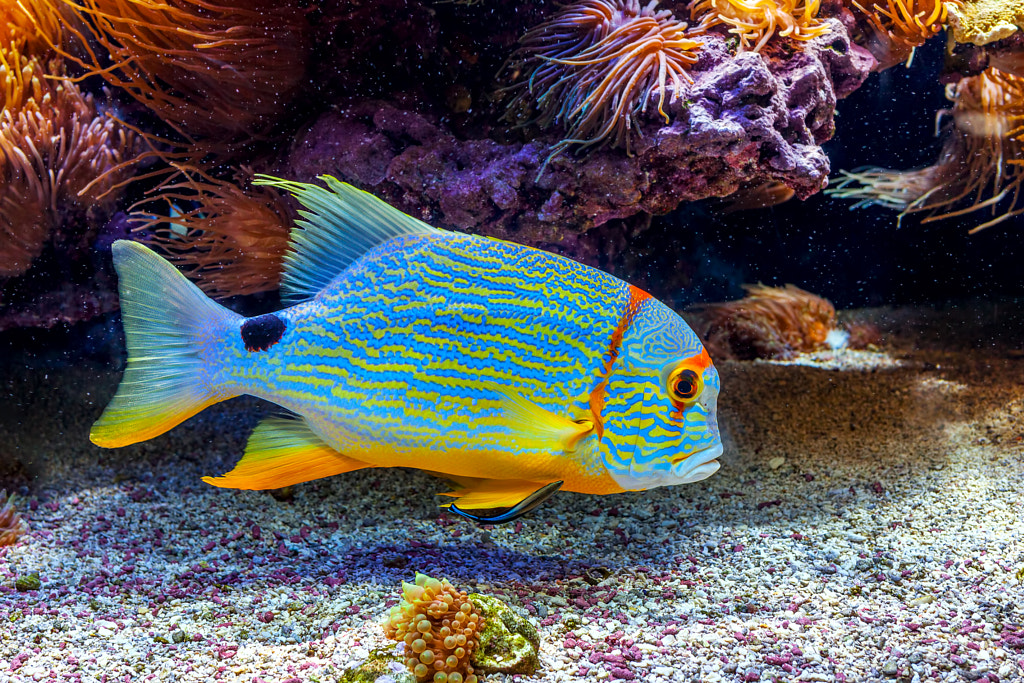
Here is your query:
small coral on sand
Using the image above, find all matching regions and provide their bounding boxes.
[829,67,1024,232]
[132,170,293,298]
[689,0,829,53]
[468,594,541,675]
[502,0,702,160]
[384,573,484,683]
[693,284,839,360]
[0,490,29,547]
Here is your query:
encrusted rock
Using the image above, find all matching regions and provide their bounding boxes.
[468,593,541,675]
[284,23,873,257]
[337,646,416,683]
[948,0,1024,45]
[15,572,41,592]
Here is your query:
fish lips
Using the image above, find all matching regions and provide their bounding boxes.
[611,430,723,491]
[670,442,723,484]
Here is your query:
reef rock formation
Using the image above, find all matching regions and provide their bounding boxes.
[0,0,878,329]
[947,0,1024,46]
[286,23,874,252]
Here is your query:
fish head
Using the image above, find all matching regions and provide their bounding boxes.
[597,298,722,491]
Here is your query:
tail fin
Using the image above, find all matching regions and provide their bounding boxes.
[91,240,238,448]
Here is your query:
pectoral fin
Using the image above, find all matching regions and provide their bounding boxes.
[488,383,594,453]
[438,476,564,524]
[202,416,370,490]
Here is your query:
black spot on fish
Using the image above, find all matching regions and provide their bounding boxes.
[241,314,286,352]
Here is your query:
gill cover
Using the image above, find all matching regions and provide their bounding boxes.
[596,297,722,490]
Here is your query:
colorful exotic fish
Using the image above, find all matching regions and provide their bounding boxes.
[91,176,723,522]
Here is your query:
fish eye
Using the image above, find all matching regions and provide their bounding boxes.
[667,365,703,407]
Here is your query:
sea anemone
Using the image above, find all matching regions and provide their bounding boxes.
[384,573,484,683]
[692,283,839,360]
[845,0,946,68]
[51,0,310,143]
[132,169,293,298]
[1,2,63,55]
[829,68,1024,232]
[0,490,29,547]
[1,50,141,277]
[0,168,50,278]
[688,0,829,53]
[502,0,702,162]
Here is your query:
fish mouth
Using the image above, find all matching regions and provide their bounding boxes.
[668,443,723,484]
[612,442,723,491]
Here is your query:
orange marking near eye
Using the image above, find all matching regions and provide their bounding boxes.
[689,347,713,371]
[588,285,651,439]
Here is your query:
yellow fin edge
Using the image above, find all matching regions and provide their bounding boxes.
[438,476,555,510]
[203,417,371,490]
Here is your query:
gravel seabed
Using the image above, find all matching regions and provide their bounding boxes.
[2,306,1024,683]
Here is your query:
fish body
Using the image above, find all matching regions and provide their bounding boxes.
[92,176,723,510]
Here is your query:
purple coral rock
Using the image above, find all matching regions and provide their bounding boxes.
[285,22,872,252]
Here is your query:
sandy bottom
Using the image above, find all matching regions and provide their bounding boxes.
[1,305,1023,682]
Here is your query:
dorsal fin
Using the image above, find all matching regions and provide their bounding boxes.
[253,175,441,303]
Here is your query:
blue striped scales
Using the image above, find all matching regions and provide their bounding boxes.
[90,175,723,518]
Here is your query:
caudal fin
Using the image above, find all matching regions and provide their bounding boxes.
[91,240,238,448]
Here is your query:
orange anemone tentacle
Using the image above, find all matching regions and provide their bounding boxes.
[689,0,828,52]
[847,0,947,69]
[829,69,1024,231]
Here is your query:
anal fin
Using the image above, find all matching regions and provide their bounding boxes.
[438,476,563,524]
[202,416,369,490]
